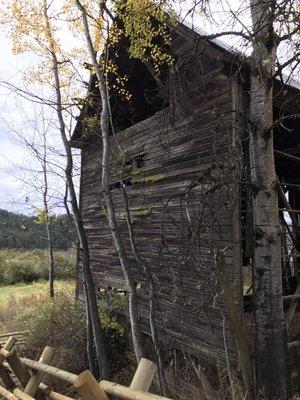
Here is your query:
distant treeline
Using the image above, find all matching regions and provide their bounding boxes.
[0,209,74,250]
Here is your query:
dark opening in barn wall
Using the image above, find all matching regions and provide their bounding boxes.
[274,111,300,296]
[242,109,300,314]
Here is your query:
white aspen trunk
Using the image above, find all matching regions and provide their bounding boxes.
[43,0,109,379]
[249,1,289,398]
[76,0,145,363]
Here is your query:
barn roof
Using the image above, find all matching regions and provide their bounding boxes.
[179,19,300,91]
[70,18,300,147]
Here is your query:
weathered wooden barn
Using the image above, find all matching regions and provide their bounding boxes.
[71,19,300,379]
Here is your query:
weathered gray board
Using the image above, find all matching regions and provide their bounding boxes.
[77,26,244,366]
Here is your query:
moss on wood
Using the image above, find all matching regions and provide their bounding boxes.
[132,174,166,185]
[116,206,152,219]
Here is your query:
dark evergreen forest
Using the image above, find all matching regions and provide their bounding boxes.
[0,209,74,250]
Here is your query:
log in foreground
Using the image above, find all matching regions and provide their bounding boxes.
[21,358,77,385]
[100,381,173,400]
[14,388,35,400]
[39,382,75,400]
[24,346,54,396]
[0,384,18,400]
[74,371,108,400]
[0,332,27,339]
[130,358,157,392]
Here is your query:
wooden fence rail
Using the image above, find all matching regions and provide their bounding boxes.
[0,335,173,400]
[0,332,27,347]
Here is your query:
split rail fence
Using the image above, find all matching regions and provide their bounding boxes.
[0,335,173,400]
[0,333,26,348]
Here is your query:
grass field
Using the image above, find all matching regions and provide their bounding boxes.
[0,280,75,308]
[0,280,76,334]
[0,280,76,307]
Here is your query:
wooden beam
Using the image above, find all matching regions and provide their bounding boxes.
[288,340,300,349]
[0,341,25,347]
[24,346,54,397]
[130,358,157,392]
[274,149,300,163]
[13,389,36,400]
[0,332,26,339]
[21,358,77,385]
[74,371,108,400]
[0,349,11,358]
[283,293,300,301]
[100,381,173,400]
[39,383,75,400]
[0,384,18,400]
[286,282,300,329]
[279,208,300,213]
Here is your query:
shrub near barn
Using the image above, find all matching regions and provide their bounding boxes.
[9,291,133,392]
[0,249,76,284]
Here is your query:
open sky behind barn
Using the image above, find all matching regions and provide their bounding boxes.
[0,0,297,215]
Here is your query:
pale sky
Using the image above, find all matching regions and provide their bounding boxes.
[0,32,32,213]
[0,1,298,215]
[0,27,77,216]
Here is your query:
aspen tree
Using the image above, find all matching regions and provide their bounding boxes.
[1,0,109,378]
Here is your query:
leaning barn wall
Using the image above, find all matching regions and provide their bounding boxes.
[80,32,243,364]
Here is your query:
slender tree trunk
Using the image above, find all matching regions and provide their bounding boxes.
[74,242,80,301]
[85,290,99,377]
[45,220,55,298]
[249,1,289,398]
[63,184,80,300]
[123,189,167,394]
[76,0,145,363]
[41,128,55,298]
[43,0,109,379]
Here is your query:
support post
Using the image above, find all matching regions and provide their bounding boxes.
[74,370,108,400]
[130,358,157,392]
[24,346,54,396]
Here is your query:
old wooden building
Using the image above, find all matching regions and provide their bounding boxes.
[71,19,300,378]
